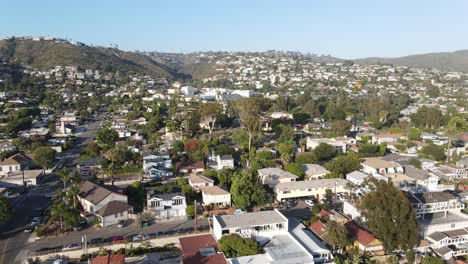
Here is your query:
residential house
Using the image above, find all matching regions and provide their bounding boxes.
[176,160,205,174]
[143,153,173,179]
[91,253,125,264]
[0,153,34,176]
[345,222,385,255]
[371,133,404,144]
[346,171,369,186]
[202,186,231,207]
[146,192,187,221]
[306,137,347,153]
[361,157,404,175]
[179,234,227,264]
[77,157,103,177]
[78,181,132,227]
[214,210,332,264]
[257,167,298,188]
[433,164,468,180]
[208,154,234,171]
[301,164,330,180]
[408,191,468,238]
[188,175,214,191]
[427,229,468,260]
[274,179,350,202]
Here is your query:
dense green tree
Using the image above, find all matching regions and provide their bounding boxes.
[277,143,294,165]
[185,205,195,218]
[419,144,446,161]
[360,180,419,252]
[230,170,266,209]
[325,220,349,253]
[410,106,445,129]
[313,143,336,161]
[325,152,362,178]
[293,112,310,125]
[358,143,386,157]
[199,102,222,136]
[421,256,443,264]
[0,197,11,223]
[407,128,421,141]
[185,140,208,161]
[173,140,185,153]
[284,162,305,178]
[96,127,119,150]
[276,124,295,144]
[235,98,267,152]
[126,181,145,213]
[303,100,321,117]
[33,146,57,168]
[216,168,237,189]
[219,234,261,258]
[215,144,234,156]
[331,120,352,136]
[295,152,318,164]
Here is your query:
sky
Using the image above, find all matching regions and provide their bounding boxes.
[1,0,467,58]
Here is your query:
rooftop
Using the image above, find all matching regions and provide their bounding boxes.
[96,201,132,217]
[301,164,330,176]
[275,178,350,192]
[214,209,287,229]
[362,157,401,169]
[189,175,214,184]
[258,167,298,179]
[179,234,227,264]
[202,186,230,196]
[408,191,457,204]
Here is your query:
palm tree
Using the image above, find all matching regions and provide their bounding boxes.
[66,181,80,209]
[56,168,72,190]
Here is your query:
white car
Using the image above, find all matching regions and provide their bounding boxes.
[62,244,81,251]
[133,234,150,241]
[305,200,314,206]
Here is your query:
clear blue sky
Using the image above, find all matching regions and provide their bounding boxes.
[2,0,467,58]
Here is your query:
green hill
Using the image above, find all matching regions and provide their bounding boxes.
[0,38,177,78]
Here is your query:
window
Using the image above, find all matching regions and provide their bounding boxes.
[115,213,118,218]
[0,167,2,172]
[283,191,290,194]
[173,198,184,206]
[120,212,123,217]
[9,166,12,171]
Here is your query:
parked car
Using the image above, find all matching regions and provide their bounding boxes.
[305,200,315,206]
[117,220,127,227]
[24,225,35,233]
[148,231,164,237]
[31,216,41,226]
[90,238,103,244]
[111,236,126,243]
[132,234,150,241]
[62,244,81,251]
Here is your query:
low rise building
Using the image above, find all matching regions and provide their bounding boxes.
[146,192,186,221]
[306,137,347,153]
[274,178,350,201]
[361,157,404,175]
[188,175,214,190]
[257,167,298,188]
[202,186,231,207]
[301,164,330,180]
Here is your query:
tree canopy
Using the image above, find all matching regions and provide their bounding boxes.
[33,146,57,168]
[359,180,418,252]
[230,170,267,209]
[218,234,261,258]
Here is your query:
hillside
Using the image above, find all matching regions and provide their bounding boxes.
[0,38,177,78]
[356,50,468,72]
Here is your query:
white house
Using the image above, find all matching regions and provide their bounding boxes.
[143,153,173,179]
[78,181,132,227]
[306,137,347,153]
[301,164,330,180]
[188,175,214,190]
[202,186,231,207]
[361,157,404,175]
[257,167,298,188]
[208,154,235,171]
[274,179,350,202]
[146,192,187,221]
[346,171,369,186]
[213,210,333,264]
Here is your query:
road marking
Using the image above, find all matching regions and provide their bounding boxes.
[0,238,9,264]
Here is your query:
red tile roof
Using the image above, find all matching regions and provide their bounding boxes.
[309,220,327,237]
[176,160,205,170]
[91,254,125,264]
[345,222,378,246]
[318,209,330,218]
[179,234,227,264]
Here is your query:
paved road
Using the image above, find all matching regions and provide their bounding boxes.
[24,218,209,256]
[0,111,106,264]
[0,181,58,264]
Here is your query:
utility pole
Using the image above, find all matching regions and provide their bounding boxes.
[194,199,197,232]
